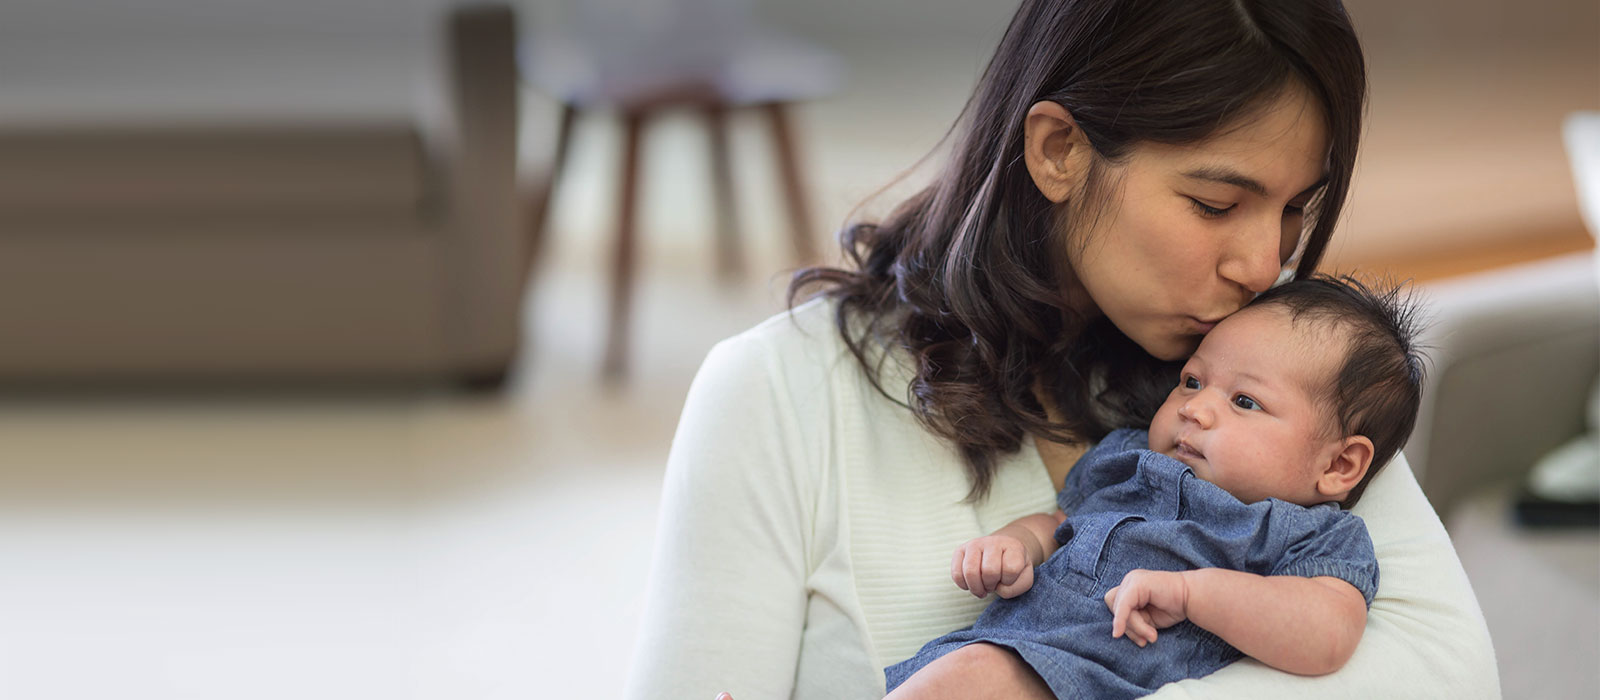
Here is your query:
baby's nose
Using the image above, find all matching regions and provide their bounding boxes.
[1179,397,1215,427]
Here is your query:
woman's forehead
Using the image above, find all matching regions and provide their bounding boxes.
[1129,87,1329,198]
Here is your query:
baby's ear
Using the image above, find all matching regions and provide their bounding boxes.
[1317,435,1374,502]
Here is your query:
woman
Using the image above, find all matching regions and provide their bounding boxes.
[625,1,1498,698]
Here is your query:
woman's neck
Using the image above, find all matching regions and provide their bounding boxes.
[1035,436,1088,491]
[1031,377,1088,489]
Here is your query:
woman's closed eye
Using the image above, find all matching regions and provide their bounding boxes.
[1232,394,1263,411]
[1187,197,1235,219]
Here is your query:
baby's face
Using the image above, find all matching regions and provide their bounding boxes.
[1148,305,1346,506]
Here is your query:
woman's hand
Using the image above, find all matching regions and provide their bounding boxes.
[950,534,1035,599]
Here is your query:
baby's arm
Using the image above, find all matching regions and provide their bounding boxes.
[951,510,1068,599]
[1105,569,1367,676]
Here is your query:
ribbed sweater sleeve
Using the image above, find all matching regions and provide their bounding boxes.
[624,332,815,700]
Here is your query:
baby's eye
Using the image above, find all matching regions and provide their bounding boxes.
[1232,394,1262,411]
[1183,376,1201,390]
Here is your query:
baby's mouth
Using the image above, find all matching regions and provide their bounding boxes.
[1173,440,1205,463]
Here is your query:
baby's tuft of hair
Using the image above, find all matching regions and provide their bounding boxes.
[1248,274,1430,508]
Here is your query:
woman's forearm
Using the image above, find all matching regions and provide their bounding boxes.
[1179,569,1367,676]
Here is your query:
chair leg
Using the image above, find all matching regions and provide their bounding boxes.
[604,110,646,380]
[527,102,577,277]
[764,101,819,265]
[705,101,743,282]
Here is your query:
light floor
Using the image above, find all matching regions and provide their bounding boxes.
[0,253,783,700]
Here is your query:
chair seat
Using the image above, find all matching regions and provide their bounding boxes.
[522,30,844,109]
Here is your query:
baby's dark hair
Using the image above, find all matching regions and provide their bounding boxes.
[1248,274,1429,508]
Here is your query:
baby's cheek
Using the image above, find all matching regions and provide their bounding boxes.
[1147,412,1175,450]
[1152,398,1184,435]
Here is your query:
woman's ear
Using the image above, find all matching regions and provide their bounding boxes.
[1023,101,1094,204]
[1316,435,1375,502]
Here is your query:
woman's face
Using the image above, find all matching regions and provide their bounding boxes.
[1061,84,1330,361]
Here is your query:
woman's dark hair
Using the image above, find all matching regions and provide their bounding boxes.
[789,0,1368,500]
[1249,275,1428,509]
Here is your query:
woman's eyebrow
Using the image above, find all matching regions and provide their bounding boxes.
[1182,166,1268,196]
[1181,166,1329,199]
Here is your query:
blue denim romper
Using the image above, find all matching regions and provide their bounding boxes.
[884,429,1379,699]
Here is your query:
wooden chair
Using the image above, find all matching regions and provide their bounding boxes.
[522,3,844,379]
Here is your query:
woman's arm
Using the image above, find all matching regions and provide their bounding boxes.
[623,335,816,700]
[1145,453,1500,698]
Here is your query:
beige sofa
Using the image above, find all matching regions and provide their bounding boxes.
[1406,251,1599,517]
[0,4,526,387]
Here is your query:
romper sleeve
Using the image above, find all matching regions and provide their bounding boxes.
[1265,506,1380,607]
[1146,452,1501,699]
[622,332,818,700]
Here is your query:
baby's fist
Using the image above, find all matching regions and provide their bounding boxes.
[950,535,1035,599]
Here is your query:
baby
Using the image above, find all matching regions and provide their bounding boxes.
[884,275,1426,700]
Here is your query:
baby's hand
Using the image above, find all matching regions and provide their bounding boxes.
[950,535,1034,599]
[1103,569,1190,647]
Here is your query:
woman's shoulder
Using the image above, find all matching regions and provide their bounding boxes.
[704,296,886,389]
[727,296,845,353]
[683,298,862,438]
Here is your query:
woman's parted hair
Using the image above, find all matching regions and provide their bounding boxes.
[790,0,1368,500]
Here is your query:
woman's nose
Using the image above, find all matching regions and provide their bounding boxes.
[1217,216,1283,294]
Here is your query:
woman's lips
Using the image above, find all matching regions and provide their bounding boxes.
[1189,316,1223,334]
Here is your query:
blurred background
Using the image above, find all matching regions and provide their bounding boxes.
[0,0,1594,697]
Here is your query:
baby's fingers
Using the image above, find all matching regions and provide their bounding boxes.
[1107,586,1129,639]
[1107,586,1156,647]
[980,547,1006,595]
[999,546,1026,586]
[951,549,970,591]
[996,565,1034,599]
[1128,609,1159,646]
[961,548,989,597]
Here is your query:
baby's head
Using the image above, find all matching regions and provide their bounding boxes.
[1148,275,1426,508]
